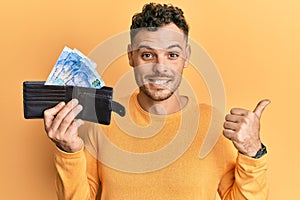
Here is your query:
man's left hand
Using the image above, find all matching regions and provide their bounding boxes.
[223,99,270,157]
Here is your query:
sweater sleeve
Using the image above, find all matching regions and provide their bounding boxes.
[54,145,100,200]
[218,152,269,200]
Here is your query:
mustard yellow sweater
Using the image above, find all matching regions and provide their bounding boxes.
[54,93,268,200]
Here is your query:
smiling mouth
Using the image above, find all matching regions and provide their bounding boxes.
[149,79,169,84]
[147,78,172,86]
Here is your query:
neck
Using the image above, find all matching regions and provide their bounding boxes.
[137,91,188,115]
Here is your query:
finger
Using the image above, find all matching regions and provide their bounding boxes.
[223,129,235,140]
[253,99,271,119]
[223,121,238,131]
[74,119,85,129]
[44,101,65,130]
[230,108,249,116]
[64,119,85,148]
[51,99,79,131]
[225,114,243,123]
[67,119,85,137]
[57,104,83,134]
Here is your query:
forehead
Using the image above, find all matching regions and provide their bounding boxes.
[131,23,187,50]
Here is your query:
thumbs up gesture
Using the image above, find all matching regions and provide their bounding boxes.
[223,100,270,157]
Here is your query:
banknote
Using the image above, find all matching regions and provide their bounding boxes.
[65,58,105,88]
[73,48,97,69]
[45,46,105,88]
[45,46,72,85]
[54,50,83,84]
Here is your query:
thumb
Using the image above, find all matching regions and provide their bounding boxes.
[253,99,271,119]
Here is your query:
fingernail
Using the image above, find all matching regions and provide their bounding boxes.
[73,99,79,104]
[60,101,66,106]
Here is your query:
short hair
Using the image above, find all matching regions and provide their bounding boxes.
[130,3,189,42]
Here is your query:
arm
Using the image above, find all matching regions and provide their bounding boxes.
[54,146,100,200]
[219,100,270,199]
[54,147,100,200]
[218,152,268,200]
[44,99,100,200]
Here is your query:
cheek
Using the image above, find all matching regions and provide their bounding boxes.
[133,66,149,84]
[171,64,184,76]
[133,69,142,86]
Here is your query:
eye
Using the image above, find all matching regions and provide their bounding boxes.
[141,52,153,60]
[169,52,179,59]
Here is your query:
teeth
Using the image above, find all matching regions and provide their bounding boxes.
[151,80,168,85]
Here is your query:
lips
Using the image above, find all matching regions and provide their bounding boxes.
[142,74,174,89]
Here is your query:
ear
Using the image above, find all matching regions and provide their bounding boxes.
[184,44,191,68]
[127,44,134,67]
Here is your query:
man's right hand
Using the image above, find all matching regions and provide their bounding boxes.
[43,99,84,153]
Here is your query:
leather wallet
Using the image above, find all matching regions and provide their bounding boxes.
[23,81,125,125]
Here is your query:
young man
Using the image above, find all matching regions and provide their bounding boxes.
[44,3,269,199]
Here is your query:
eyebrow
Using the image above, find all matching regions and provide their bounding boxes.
[137,45,153,51]
[137,44,183,51]
[167,44,183,50]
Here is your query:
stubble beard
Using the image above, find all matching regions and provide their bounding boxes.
[139,77,182,102]
[140,86,174,101]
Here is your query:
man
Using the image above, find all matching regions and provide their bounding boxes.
[44,3,270,199]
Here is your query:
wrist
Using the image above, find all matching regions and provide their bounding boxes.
[251,143,267,159]
[241,141,262,157]
[55,144,84,154]
[55,140,84,153]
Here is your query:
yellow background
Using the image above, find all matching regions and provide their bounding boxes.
[0,0,299,199]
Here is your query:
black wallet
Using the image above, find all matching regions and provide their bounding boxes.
[23,81,125,125]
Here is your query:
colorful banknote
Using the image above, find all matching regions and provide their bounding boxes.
[45,46,105,89]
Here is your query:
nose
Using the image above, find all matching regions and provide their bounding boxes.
[152,55,168,74]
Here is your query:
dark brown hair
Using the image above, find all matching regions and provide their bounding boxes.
[130,3,189,42]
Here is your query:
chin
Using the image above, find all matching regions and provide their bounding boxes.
[141,87,174,101]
